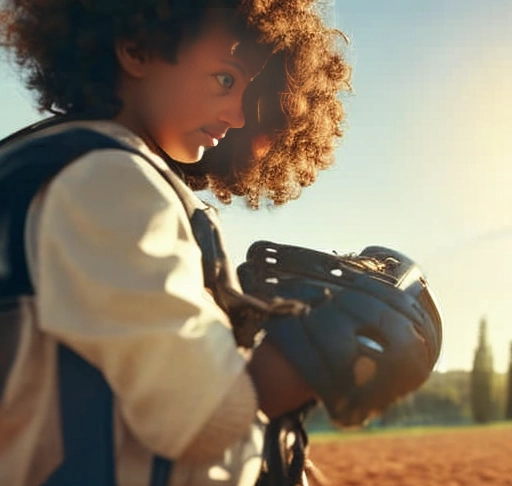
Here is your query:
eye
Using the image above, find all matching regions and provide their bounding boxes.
[216,73,235,89]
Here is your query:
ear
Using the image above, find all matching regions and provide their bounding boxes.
[115,39,151,78]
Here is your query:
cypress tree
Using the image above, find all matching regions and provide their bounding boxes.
[505,342,512,420]
[470,316,494,423]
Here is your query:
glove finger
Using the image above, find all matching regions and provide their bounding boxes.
[238,261,330,305]
[264,287,435,427]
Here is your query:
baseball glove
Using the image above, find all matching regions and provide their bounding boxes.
[237,240,443,427]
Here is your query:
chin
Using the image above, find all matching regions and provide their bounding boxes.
[167,146,205,164]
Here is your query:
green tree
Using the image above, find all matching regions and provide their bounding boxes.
[470,316,494,423]
[505,342,512,420]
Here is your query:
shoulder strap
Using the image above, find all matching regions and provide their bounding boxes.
[0,127,153,295]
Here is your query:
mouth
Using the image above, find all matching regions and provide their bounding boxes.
[201,129,226,148]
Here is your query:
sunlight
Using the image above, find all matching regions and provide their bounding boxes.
[448,55,512,229]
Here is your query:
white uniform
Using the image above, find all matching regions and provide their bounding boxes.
[0,120,265,486]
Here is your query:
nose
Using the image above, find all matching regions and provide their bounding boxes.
[218,95,245,129]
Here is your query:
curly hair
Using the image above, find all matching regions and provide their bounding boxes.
[0,0,351,207]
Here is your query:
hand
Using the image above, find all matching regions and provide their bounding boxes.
[238,240,443,427]
[247,338,316,419]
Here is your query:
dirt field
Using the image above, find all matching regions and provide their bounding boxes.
[308,426,512,486]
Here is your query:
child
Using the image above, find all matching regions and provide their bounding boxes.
[0,1,350,485]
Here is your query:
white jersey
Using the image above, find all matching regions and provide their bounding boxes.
[0,119,264,486]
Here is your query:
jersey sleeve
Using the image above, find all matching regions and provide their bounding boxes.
[29,149,258,459]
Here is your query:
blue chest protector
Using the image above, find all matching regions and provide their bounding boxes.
[0,122,231,486]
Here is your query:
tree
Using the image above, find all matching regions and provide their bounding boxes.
[470,316,494,423]
[505,342,512,420]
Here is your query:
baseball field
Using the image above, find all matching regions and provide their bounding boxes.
[308,424,512,486]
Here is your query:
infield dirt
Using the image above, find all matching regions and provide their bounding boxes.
[308,425,512,486]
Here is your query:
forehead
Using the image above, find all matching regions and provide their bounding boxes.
[179,11,269,78]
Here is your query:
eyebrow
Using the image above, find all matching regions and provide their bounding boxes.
[220,58,248,78]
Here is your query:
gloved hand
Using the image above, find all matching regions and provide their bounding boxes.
[237,241,442,426]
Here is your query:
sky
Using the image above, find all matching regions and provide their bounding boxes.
[1,0,512,372]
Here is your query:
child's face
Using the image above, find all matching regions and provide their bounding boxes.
[125,21,258,163]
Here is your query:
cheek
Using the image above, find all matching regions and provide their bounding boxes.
[141,78,177,124]
[144,75,206,130]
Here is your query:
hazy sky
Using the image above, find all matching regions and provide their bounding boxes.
[1,0,511,372]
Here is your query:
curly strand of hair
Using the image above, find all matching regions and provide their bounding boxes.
[204,0,351,208]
